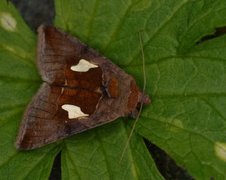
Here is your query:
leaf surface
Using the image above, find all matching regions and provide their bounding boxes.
[1,0,226,179]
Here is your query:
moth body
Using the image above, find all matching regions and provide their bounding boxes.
[16,25,150,150]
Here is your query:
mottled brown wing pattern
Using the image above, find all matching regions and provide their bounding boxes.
[16,83,102,149]
[37,25,103,90]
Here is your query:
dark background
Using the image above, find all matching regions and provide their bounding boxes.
[10,0,195,179]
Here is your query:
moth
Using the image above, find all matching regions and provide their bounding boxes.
[16,25,150,150]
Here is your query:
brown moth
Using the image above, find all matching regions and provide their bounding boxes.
[16,25,150,150]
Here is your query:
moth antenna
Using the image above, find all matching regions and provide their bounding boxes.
[139,30,147,102]
[119,31,147,163]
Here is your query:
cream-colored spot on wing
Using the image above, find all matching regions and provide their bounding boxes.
[0,12,17,32]
[215,142,226,162]
[71,59,98,72]
[62,104,89,119]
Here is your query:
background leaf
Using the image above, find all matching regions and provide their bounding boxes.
[1,0,226,179]
[61,121,162,179]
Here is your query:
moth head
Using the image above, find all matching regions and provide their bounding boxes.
[127,80,150,118]
[139,92,150,105]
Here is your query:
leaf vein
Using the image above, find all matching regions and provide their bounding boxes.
[103,2,134,50]
[130,0,190,63]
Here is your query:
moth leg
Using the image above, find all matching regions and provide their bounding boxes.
[129,108,139,119]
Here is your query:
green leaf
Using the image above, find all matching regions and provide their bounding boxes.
[61,121,161,179]
[1,0,226,179]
